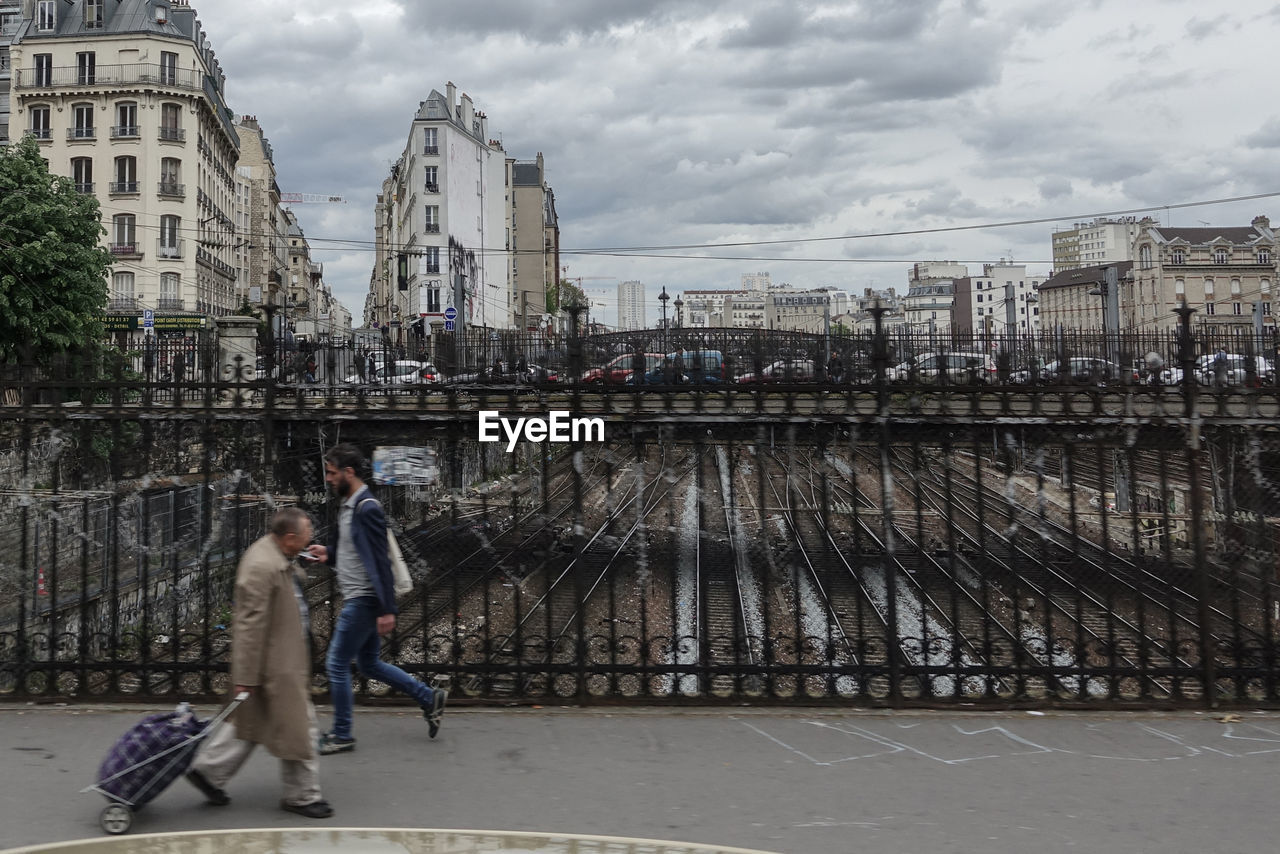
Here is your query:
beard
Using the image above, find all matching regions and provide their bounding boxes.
[330,474,352,497]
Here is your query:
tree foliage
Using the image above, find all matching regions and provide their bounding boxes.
[0,136,112,363]
[549,279,587,315]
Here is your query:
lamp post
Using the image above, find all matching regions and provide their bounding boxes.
[1088,265,1121,366]
[674,296,684,330]
[659,286,670,352]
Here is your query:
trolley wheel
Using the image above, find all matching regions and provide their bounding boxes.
[100,803,133,835]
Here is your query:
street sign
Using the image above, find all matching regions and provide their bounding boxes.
[143,309,155,329]
[443,306,457,321]
[444,319,455,332]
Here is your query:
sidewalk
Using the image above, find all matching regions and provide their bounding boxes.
[1,704,1275,854]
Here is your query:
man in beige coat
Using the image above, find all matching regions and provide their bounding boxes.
[186,507,334,818]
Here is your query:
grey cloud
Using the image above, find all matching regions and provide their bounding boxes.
[396,0,713,42]
[1185,16,1228,40]
[718,5,806,48]
[1039,177,1073,201]
[1243,117,1280,149]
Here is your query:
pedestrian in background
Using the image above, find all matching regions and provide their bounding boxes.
[186,507,334,819]
[311,444,446,755]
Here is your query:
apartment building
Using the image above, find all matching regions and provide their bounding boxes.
[233,115,288,307]
[721,292,765,328]
[1,0,18,144]
[1037,261,1135,332]
[1051,217,1140,271]
[951,263,1045,336]
[616,280,646,330]
[508,152,559,331]
[902,262,968,332]
[1129,216,1278,333]
[370,83,508,342]
[9,0,240,320]
[765,290,832,333]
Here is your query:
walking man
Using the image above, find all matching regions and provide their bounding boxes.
[186,508,334,819]
[312,443,446,755]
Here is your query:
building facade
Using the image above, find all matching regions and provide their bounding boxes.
[1051,217,1140,271]
[9,0,240,320]
[903,262,968,332]
[370,83,509,344]
[1129,216,1279,333]
[951,263,1045,336]
[616,280,645,330]
[765,290,832,332]
[233,115,287,308]
[1037,261,1134,332]
[508,152,559,331]
[1,0,18,144]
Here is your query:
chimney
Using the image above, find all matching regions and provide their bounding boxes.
[446,81,456,120]
[1253,215,1271,231]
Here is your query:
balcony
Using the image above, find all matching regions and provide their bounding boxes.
[157,239,184,259]
[157,182,185,199]
[158,127,186,143]
[424,145,439,155]
[111,126,140,139]
[67,127,96,141]
[108,298,138,312]
[424,223,440,233]
[15,62,204,92]
[28,128,51,141]
[425,183,439,193]
[74,182,95,194]
[109,243,141,258]
[109,181,139,194]
[156,298,184,311]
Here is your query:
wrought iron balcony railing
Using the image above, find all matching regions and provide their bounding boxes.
[67,127,96,141]
[15,63,204,92]
[109,181,139,194]
[157,182,185,198]
[157,240,184,260]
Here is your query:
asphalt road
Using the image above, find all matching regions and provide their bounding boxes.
[0,705,1275,853]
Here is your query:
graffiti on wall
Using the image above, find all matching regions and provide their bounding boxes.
[448,236,480,323]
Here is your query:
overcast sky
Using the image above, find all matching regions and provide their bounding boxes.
[193,0,1280,326]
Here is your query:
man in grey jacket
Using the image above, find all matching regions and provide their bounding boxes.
[310,443,446,755]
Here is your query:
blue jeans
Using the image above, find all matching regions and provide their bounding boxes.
[325,596,434,739]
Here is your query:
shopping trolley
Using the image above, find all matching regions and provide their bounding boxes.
[81,691,248,835]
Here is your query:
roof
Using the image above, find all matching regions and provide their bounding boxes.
[1039,261,1134,291]
[18,0,186,39]
[1146,227,1264,245]
[512,163,542,187]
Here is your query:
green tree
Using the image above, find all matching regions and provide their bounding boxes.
[549,279,586,315]
[0,136,111,363]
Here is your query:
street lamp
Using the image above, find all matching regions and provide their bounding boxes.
[674,296,684,330]
[659,286,670,352]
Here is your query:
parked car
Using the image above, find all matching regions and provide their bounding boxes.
[582,353,663,384]
[626,350,726,385]
[447,363,559,385]
[736,359,817,384]
[1031,358,1137,385]
[344,360,431,387]
[889,352,996,384]
[1194,353,1274,386]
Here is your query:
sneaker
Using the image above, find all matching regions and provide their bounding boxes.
[185,768,230,806]
[281,799,334,819]
[317,732,356,755]
[424,686,448,739]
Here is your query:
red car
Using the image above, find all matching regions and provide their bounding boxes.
[582,353,664,384]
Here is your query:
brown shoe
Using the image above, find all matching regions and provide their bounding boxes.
[281,799,334,819]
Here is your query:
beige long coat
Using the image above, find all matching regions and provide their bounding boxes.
[226,535,315,761]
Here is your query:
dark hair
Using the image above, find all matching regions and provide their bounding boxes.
[269,507,311,537]
[324,443,365,474]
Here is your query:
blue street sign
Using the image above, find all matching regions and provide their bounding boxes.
[443,319,456,332]
[443,306,457,321]
[143,309,155,329]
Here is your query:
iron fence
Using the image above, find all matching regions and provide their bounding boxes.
[0,312,1277,707]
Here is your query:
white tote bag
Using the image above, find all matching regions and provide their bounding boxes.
[360,498,413,597]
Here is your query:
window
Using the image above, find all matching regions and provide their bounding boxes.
[1171,249,1185,265]
[112,156,137,193]
[159,215,180,257]
[85,0,103,28]
[425,165,438,192]
[426,286,441,314]
[111,214,136,252]
[1259,250,1272,265]
[1214,248,1229,264]
[28,106,50,140]
[160,273,179,301]
[115,102,138,137]
[1175,278,1185,296]
[112,272,134,300]
[424,205,440,233]
[1234,302,1243,315]
[422,246,440,273]
[159,157,181,195]
[160,103,182,140]
[1231,278,1241,296]
[76,52,95,84]
[424,127,438,154]
[1139,245,1152,269]
[0,47,9,72]
[1264,303,1273,316]
[71,157,93,193]
[70,104,94,139]
[36,0,55,32]
[1206,302,1216,316]
[159,51,177,86]
[1204,278,1214,297]
[976,294,983,303]
[33,54,52,87]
